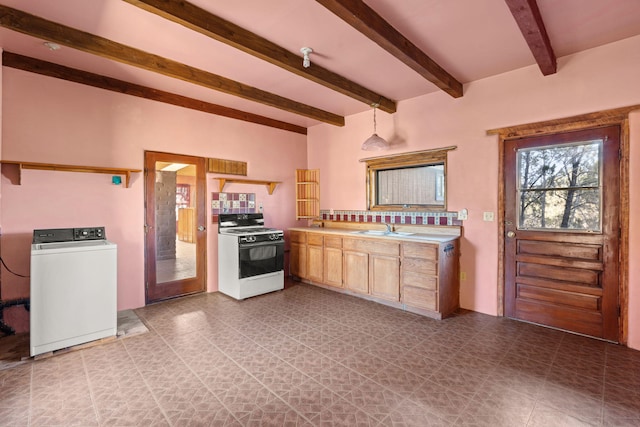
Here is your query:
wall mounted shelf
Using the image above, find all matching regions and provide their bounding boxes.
[0,161,142,188]
[214,177,280,195]
[296,169,320,219]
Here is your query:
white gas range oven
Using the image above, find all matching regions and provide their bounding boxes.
[217,213,284,299]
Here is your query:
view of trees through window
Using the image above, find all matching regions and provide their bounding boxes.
[517,140,601,231]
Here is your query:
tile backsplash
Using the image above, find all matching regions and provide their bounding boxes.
[211,192,256,222]
[320,210,462,226]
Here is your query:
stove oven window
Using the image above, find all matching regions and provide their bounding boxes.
[238,242,284,278]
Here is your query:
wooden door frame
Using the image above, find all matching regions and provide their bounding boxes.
[488,104,640,345]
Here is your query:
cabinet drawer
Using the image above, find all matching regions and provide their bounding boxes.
[290,231,306,244]
[402,242,438,260]
[401,271,437,290]
[343,238,400,256]
[307,233,324,246]
[402,257,437,275]
[403,286,437,311]
[324,236,342,248]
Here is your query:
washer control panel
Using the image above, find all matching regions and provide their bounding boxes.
[74,227,105,241]
[33,227,106,243]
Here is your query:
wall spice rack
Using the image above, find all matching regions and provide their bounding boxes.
[0,161,142,188]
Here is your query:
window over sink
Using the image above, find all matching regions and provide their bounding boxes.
[361,146,456,211]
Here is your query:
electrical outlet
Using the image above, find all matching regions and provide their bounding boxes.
[483,211,494,221]
[457,209,468,220]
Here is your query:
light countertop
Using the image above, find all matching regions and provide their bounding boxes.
[289,226,460,244]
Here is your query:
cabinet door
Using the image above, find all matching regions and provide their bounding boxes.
[307,244,324,283]
[403,286,437,311]
[370,254,400,302]
[343,251,369,294]
[324,247,343,287]
[290,242,307,279]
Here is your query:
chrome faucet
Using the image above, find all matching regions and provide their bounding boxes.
[382,222,392,234]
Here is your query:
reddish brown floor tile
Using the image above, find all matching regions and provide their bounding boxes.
[0,284,639,426]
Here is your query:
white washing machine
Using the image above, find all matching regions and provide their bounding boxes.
[30,227,117,357]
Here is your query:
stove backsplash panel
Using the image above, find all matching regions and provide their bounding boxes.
[212,192,256,222]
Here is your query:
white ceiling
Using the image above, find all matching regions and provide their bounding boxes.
[1,0,640,129]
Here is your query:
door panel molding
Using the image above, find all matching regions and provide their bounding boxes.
[489,105,638,344]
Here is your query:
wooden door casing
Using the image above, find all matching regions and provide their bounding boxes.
[504,126,620,341]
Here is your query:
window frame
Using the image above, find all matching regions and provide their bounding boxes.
[361,146,456,212]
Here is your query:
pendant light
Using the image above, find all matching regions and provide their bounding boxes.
[361,103,389,151]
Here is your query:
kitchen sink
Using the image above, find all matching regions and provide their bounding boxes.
[351,230,414,236]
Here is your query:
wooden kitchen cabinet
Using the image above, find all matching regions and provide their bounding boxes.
[288,228,459,320]
[323,236,343,288]
[370,254,401,302]
[401,240,459,318]
[343,238,400,300]
[290,231,307,279]
[343,250,369,293]
[306,233,324,283]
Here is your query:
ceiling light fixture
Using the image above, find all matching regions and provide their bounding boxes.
[43,42,61,51]
[361,103,389,151]
[300,47,313,68]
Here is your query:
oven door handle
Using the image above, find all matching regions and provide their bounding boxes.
[239,240,284,249]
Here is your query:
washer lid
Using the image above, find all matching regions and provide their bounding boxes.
[32,240,117,252]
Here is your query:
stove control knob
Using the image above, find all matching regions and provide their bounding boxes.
[247,235,256,243]
[269,234,277,240]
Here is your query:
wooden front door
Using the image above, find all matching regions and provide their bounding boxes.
[144,151,206,303]
[504,126,620,341]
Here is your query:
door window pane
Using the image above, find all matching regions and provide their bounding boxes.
[517,141,602,231]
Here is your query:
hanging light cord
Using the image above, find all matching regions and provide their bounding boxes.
[371,103,379,133]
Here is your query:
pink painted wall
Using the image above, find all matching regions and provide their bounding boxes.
[2,37,639,350]
[0,67,307,332]
[308,35,640,350]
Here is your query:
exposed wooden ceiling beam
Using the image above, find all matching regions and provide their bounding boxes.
[316,0,463,98]
[124,0,397,114]
[0,5,344,126]
[2,52,307,135]
[505,0,557,75]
